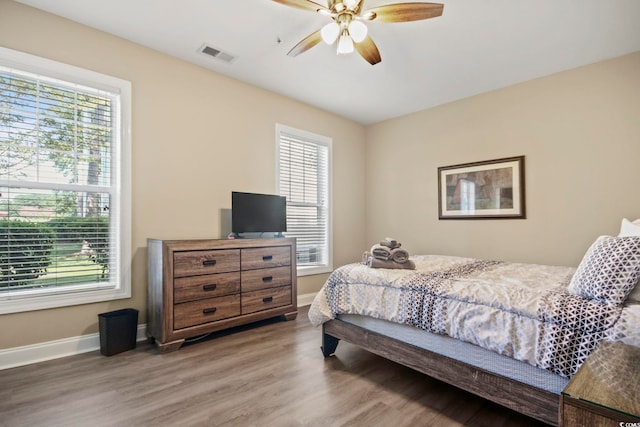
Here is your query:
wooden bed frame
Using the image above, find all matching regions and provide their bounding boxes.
[321,319,560,426]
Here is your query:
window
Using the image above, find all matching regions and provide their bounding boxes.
[276,124,332,276]
[0,47,131,314]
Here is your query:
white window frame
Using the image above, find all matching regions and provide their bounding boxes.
[276,123,332,276]
[0,47,131,314]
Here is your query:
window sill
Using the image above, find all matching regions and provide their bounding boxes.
[296,264,333,277]
[0,283,131,314]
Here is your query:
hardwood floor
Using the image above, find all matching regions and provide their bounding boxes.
[0,306,548,427]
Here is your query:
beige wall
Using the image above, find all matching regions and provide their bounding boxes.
[2,0,639,352]
[366,52,640,267]
[0,1,367,349]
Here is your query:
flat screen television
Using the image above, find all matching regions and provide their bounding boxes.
[231,191,287,235]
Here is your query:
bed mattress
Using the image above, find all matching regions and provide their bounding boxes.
[309,254,639,378]
[337,314,569,394]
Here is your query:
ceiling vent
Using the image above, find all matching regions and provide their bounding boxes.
[199,44,236,63]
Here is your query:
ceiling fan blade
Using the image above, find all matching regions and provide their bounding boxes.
[272,0,329,13]
[363,2,444,22]
[354,35,382,65]
[287,30,323,57]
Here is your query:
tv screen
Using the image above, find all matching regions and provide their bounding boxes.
[232,192,287,234]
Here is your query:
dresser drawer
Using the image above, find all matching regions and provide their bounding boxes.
[241,246,290,270]
[174,272,240,303]
[242,286,292,315]
[241,266,291,293]
[174,294,241,329]
[173,249,240,278]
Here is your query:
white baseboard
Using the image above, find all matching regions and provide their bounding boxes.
[297,292,316,307]
[0,325,148,371]
[1,293,318,370]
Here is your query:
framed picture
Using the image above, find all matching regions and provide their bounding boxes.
[438,156,525,219]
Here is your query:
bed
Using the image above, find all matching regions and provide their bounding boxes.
[308,234,640,426]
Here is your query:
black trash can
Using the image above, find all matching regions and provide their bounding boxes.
[98,308,139,356]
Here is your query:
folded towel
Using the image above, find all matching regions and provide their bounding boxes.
[366,256,416,270]
[380,237,401,249]
[390,247,410,264]
[371,244,391,261]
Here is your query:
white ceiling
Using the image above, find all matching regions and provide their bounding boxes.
[14,0,640,124]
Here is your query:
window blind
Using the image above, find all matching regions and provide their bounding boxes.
[278,130,330,269]
[0,65,118,293]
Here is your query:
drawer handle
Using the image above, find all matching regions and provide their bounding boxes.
[262,296,273,303]
[202,259,217,267]
[262,276,273,282]
[202,307,218,315]
[202,284,217,291]
[262,255,273,261]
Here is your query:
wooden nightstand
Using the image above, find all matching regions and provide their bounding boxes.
[561,341,640,426]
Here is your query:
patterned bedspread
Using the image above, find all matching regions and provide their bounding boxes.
[309,255,640,378]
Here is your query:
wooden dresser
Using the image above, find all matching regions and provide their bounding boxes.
[147,238,297,352]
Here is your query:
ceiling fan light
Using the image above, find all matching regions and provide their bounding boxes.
[337,33,354,55]
[348,20,367,43]
[320,22,340,44]
[343,0,358,10]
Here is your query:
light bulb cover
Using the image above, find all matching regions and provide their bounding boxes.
[344,0,358,9]
[337,33,354,54]
[320,22,340,45]
[348,20,367,43]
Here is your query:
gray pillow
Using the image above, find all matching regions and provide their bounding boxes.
[568,235,640,305]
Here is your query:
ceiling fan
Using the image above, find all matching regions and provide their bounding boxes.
[272,0,444,65]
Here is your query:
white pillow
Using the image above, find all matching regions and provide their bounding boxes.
[619,218,640,237]
[568,235,640,305]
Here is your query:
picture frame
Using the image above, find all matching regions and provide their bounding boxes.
[438,156,525,219]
